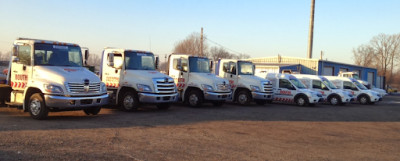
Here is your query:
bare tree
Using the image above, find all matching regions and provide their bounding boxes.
[352,44,376,67]
[209,46,232,61]
[0,51,11,61]
[173,32,209,57]
[234,53,251,59]
[86,53,102,70]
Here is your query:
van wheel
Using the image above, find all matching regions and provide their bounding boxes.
[255,100,267,105]
[295,96,308,106]
[236,90,251,105]
[83,107,101,115]
[358,95,370,105]
[157,103,170,110]
[186,90,203,107]
[28,93,48,120]
[329,95,341,106]
[120,91,139,111]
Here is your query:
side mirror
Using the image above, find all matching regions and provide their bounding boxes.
[210,60,213,72]
[252,64,256,74]
[107,53,114,67]
[177,59,182,71]
[84,50,89,61]
[115,63,122,69]
[155,57,159,69]
[12,46,18,57]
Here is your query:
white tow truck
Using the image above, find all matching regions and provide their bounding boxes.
[100,48,178,111]
[293,74,353,105]
[167,54,231,107]
[325,76,381,105]
[338,71,387,97]
[215,59,273,105]
[258,73,323,106]
[0,38,108,119]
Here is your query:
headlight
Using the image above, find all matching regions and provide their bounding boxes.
[44,84,63,94]
[202,84,213,92]
[137,84,152,92]
[250,85,260,92]
[101,82,107,93]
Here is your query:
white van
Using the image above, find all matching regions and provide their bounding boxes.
[293,74,353,105]
[325,76,381,105]
[263,73,323,106]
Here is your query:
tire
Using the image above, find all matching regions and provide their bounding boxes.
[255,100,267,105]
[28,93,48,120]
[236,90,251,105]
[156,103,171,110]
[186,90,203,107]
[329,95,342,106]
[212,101,224,107]
[358,95,370,105]
[120,91,139,111]
[295,95,309,106]
[83,106,101,115]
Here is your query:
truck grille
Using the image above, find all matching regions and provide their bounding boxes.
[262,81,273,93]
[67,82,101,93]
[153,78,176,94]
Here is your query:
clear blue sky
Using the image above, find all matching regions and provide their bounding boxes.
[0,0,399,63]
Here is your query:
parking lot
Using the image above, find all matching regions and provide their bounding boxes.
[1,95,400,161]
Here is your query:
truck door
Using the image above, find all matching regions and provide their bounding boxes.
[103,52,122,89]
[10,44,32,91]
[169,57,188,91]
[275,79,296,102]
[224,61,238,90]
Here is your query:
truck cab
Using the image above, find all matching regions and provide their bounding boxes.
[293,74,353,105]
[215,59,273,105]
[167,54,231,107]
[0,38,108,119]
[338,71,387,97]
[100,48,178,111]
[261,73,322,106]
[325,76,381,105]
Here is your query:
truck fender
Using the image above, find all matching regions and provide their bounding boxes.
[23,87,43,112]
[183,86,202,101]
[116,86,137,104]
[233,87,251,101]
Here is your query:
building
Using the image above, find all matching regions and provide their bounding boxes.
[248,56,379,86]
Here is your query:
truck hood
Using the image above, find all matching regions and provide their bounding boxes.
[238,75,270,86]
[124,70,172,85]
[34,66,101,85]
[190,73,228,85]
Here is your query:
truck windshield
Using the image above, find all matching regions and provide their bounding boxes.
[189,57,210,73]
[321,77,337,89]
[352,74,360,80]
[238,61,254,75]
[289,78,306,89]
[124,51,155,70]
[34,43,83,67]
[353,80,367,90]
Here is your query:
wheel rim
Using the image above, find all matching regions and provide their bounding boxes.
[330,97,338,105]
[360,97,367,104]
[238,94,248,104]
[123,95,134,109]
[189,94,199,106]
[30,98,41,116]
[297,97,305,106]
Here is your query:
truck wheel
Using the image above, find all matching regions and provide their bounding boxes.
[156,103,170,110]
[255,100,267,105]
[212,101,224,106]
[236,90,251,105]
[358,95,370,105]
[186,90,203,107]
[83,107,101,115]
[295,96,308,106]
[329,95,341,106]
[120,91,139,111]
[28,93,48,120]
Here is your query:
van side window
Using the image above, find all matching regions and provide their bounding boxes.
[223,62,229,72]
[312,80,322,89]
[343,81,354,90]
[279,79,293,89]
[229,62,236,75]
[173,58,179,70]
[18,45,31,65]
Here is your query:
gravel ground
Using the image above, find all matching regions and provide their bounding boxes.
[1,95,400,161]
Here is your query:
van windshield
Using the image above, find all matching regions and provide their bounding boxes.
[34,43,83,67]
[321,77,337,89]
[124,51,155,70]
[352,74,360,80]
[289,77,306,89]
[353,80,367,90]
[189,57,210,73]
[238,61,254,75]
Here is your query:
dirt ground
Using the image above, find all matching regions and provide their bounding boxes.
[1,96,400,161]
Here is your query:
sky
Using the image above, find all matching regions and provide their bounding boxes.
[0,0,399,64]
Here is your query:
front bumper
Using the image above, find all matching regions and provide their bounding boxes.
[252,92,273,100]
[44,94,109,109]
[138,92,178,103]
[369,95,380,102]
[204,91,231,101]
[309,96,322,104]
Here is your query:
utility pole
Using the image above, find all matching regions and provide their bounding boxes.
[200,27,203,57]
[307,0,315,59]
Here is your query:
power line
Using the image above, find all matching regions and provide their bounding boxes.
[204,37,245,55]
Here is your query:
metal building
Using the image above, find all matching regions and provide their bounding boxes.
[248,56,378,86]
